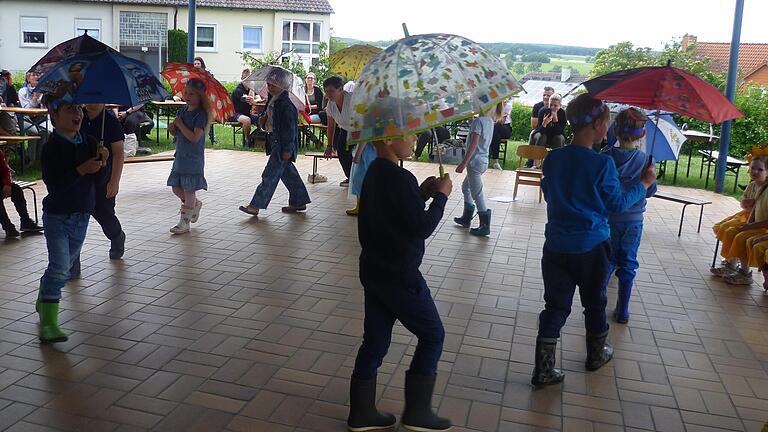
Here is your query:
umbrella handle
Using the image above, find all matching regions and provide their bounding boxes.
[439,164,445,178]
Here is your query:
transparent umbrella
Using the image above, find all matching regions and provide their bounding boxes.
[243,65,306,111]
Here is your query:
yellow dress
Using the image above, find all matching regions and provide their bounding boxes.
[722,183,768,261]
[714,182,757,247]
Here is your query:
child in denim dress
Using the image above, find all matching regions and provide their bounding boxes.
[167,79,211,234]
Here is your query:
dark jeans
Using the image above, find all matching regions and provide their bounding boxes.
[352,276,445,380]
[608,221,643,287]
[39,212,90,301]
[0,183,32,229]
[334,125,352,179]
[490,123,512,160]
[538,241,611,339]
[92,181,123,242]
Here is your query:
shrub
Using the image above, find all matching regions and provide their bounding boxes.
[167,30,187,63]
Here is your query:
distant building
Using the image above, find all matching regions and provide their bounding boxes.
[0,0,333,81]
[682,34,768,86]
[515,67,587,106]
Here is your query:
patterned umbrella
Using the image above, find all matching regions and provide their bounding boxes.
[329,44,382,80]
[28,33,113,76]
[348,33,521,145]
[161,62,235,123]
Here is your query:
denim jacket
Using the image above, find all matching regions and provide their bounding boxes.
[262,91,298,162]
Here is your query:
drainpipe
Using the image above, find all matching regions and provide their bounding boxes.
[187,0,196,63]
[173,7,178,30]
[715,0,745,193]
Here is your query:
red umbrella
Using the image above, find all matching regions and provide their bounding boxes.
[161,62,234,123]
[583,64,743,124]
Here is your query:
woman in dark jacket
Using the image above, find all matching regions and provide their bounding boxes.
[239,83,311,216]
[533,93,566,149]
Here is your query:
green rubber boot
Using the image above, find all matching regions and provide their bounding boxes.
[38,301,68,343]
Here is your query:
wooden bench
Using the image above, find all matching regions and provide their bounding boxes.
[13,180,39,225]
[124,155,175,164]
[306,152,338,183]
[225,121,244,146]
[654,191,712,237]
[698,150,748,193]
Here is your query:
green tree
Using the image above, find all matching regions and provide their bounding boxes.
[167,29,187,63]
[239,50,306,79]
[550,65,562,73]
[590,42,654,77]
[512,62,526,75]
[309,42,331,83]
[330,36,348,54]
[527,62,542,72]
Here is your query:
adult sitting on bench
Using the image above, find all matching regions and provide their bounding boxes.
[231,68,260,148]
[117,104,154,142]
[1,148,42,237]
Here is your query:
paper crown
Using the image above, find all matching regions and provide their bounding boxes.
[746,144,768,162]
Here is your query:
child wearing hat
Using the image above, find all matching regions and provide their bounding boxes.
[532,93,656,387]
[347,97,453,432]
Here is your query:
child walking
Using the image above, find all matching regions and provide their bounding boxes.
[1,149,43,237]
[711,156,768,285]
[603,108,657,324]
[532,94,655,387]
[453,103,503,236]
[348,100,453,432]
[37,96,108,343]
[167,79,210,234]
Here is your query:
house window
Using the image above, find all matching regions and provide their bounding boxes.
[281,20,322,67]
[20,16,47,47]
[242,26,262,52]
[195,24,216,51]
[75,18,101,40]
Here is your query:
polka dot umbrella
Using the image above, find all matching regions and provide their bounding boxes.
[161,62,235,123]
[329,44,382,80]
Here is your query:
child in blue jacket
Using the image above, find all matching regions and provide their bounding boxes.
[532,94,656,388]
[604,108,657,324]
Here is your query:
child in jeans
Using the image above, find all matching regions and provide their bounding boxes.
[1,150,43,237]
[532,94,656,387]
[348,98,453,432]
[37,96,108,343]
[453,103,503,236]
[603,108,657,324]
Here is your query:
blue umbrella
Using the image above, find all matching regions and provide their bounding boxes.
[607,110,687,161]
[35,50,169,107]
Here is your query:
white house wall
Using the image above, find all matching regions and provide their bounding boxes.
[0,0,114,73]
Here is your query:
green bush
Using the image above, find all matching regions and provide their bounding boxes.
[167,30,187,63]
[509,102,532,141]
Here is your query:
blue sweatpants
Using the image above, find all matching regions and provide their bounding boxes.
[352,276,445,380]
[608,220,643,320]
[538,241,612,339]
[39,212,90,301]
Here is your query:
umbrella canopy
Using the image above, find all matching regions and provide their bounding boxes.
[607,113,686,161]
[35,51,168,107]
[348,33,521,144]
[329,44,382,80]
[28,33,114,76]
[162,62,234,123]
[583,65,743,124]
[243,65,306,111]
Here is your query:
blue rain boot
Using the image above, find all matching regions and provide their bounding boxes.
[613,281,632,324]
[470,209,491,237]
[454,202,475,228]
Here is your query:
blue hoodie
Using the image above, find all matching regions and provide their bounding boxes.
[604,146,657,223]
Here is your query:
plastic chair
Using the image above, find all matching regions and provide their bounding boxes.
[514,145,549,203]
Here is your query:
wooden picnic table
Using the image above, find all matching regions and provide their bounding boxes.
[664,129,720,186]
[698,149,747,193]
[0,135,42,175]
[150,100,187,143]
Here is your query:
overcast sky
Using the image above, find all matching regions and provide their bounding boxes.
[328,1,766,49]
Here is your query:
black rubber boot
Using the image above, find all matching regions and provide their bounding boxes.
[453,203,474,228]
[109,231,126,260]
[531,337,564,387]
[469,209,491,237]
[347,377,396,432]
[585,330,613,371]
[401,372,452,432]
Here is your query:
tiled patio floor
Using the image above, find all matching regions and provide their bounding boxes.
[1,150,767,432]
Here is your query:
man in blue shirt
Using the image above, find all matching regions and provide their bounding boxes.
[532,94,656,388]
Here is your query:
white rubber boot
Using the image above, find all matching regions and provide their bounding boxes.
[170,208,192,234]
[191,199,203,223]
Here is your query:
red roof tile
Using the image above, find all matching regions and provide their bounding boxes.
[693,41,768,77]
[76,0,334,14]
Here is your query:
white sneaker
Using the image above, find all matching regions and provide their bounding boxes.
[493,161,503,170]
[307,173,328,184]
[170,208,191,234]
[190,199,203,223]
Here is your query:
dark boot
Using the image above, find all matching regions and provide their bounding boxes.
[469,209,491,237]
[585,330,613,371]
[613,281,632,324]
[453,203,474,228]
[38,300,68,343]
[20,219,43,233]
[109,231,126,260]
[347,377,397,432]
[401,372,452,432]
[531,338,564,387]
[4,225,20,238]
